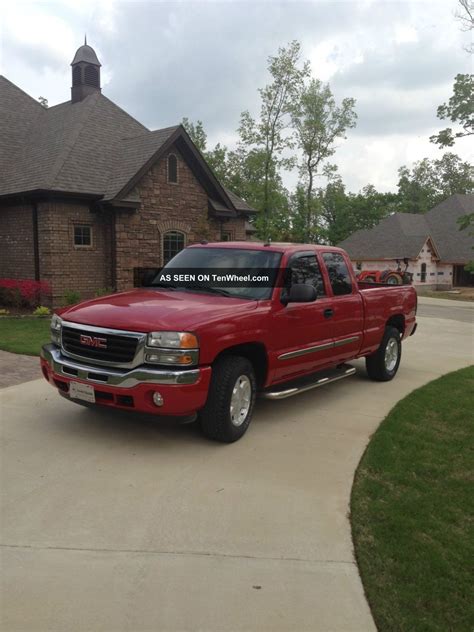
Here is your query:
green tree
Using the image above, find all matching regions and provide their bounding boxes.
[318,177,395,245]
[397,153,473,213]
[239,41,310,235]
[181,117,207,152]
[291,79,357,241]
[430,74,474,148]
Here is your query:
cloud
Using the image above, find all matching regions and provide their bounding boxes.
[1,0,471,193]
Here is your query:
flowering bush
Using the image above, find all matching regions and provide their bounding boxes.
[0,279,52,308]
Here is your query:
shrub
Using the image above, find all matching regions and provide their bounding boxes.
[94,287,114,298]
[63,290,81,306]
[0,279,52,308]
[0,308,10,316]
[33,306,51,317]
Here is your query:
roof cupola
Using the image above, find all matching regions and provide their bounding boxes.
[71,37,101,103]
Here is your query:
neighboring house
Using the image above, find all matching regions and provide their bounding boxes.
[339,194,474,290]
[0,41,256,304]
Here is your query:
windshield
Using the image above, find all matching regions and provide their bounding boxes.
[150,247,282,300]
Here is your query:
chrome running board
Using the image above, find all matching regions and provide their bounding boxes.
[261,364,356,400]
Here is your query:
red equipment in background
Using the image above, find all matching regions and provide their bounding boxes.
[357,258,413,285]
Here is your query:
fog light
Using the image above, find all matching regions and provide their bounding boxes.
[153,392,164,407]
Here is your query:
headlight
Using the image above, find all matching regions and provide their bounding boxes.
[50,314,62,345]
[145,331,199,366]
[147,331,198,349]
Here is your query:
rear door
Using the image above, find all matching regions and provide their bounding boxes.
[320,251,363,363]
[269,251,335,382]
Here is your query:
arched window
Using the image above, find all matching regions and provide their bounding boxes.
[84,65,99,87]
[421,262,427,283]
[167,154,178,184]
[163,230,185,264]
[72,66,82,86]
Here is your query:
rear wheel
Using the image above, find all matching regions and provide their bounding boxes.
[366,326,401,382]
[364,275,376,283]
[199,355,256,443]
[384,272,403,285]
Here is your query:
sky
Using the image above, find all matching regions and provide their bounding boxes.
[1,0,472,193]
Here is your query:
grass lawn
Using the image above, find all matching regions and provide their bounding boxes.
[0,317,51,355]
[351,366,474,632]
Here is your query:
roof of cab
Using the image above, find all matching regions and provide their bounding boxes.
[188,241,347,255]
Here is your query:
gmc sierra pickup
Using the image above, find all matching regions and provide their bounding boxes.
[41,242,417,442]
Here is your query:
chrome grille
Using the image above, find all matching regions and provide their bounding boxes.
[61,325,139,365]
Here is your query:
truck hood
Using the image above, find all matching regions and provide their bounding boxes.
[59,289,258,333]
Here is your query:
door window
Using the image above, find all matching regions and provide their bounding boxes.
[322,252,353,296]
[282,254,326,302]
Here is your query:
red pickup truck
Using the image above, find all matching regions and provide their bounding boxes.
[41,242,417,442]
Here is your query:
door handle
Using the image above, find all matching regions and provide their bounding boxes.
[324,308,334,319]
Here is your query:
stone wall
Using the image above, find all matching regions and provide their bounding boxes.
[114,145,247,291]
[0,204,36,279]
[38,201,113,305]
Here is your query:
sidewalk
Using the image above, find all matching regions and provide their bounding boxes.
[0,350,40,389]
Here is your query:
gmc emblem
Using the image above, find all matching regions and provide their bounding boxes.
[80,334,107,349]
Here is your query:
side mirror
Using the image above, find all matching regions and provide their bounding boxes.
[287,283,317,304]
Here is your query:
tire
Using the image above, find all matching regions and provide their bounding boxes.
[364,276,376,283]
[199,355,256,443]
[384,272,403,285]
[366,326,401,382]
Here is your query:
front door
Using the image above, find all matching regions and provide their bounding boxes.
[320,251,364,364]
[269,251,334,383]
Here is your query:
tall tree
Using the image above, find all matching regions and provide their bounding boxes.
[430,74,474,147]
[397,153,473,213]
[181,117,208,153]
[291,79,356,241]
[455,0,474,53]
[239,41,310,235]
[318,176,396,246]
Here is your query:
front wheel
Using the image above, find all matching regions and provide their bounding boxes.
[366,326,401,382]
[199,355,256,443]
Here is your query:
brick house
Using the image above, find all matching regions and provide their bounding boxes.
[339,194,474,290]
[0,41,256,304]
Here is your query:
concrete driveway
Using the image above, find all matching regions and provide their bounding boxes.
[1,311,473,631]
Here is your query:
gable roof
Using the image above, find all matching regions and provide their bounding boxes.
[339,194,473,264]
[0,75,255,216]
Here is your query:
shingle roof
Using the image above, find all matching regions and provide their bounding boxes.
[0,75,255,215]
[71,44,101,66]
[224,187,256,213]
[339,194,474,264]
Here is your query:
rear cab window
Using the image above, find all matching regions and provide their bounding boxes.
[321,252,353,296]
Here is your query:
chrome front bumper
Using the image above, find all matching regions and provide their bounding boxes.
[41,344,201,388]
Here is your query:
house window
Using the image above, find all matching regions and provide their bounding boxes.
[163,230,185,264]
[420,262,427,282]
[167,154,178,184]
[73,225,92,247]
[222,231,233,242]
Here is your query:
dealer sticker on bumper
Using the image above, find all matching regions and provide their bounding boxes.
[69,381,95,403]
